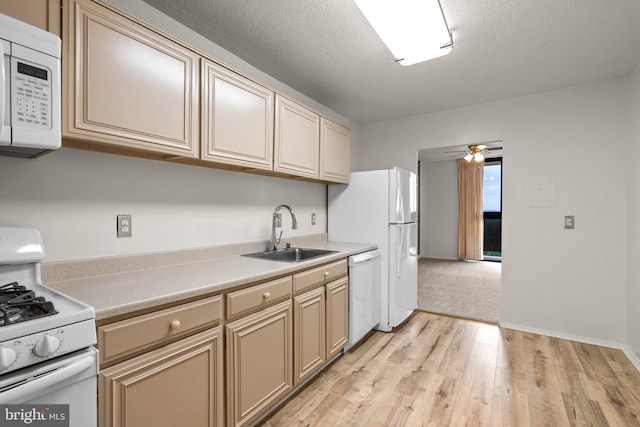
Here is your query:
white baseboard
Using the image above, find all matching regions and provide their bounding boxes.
[622,345,640,372]
[499,321,640,373]
[419,255,458,260]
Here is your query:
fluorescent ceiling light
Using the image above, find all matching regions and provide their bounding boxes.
[355,0,452,66]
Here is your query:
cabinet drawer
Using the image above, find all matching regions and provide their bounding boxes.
[226,276,292,319]
[98,295,222,366]
[293,259,347,294]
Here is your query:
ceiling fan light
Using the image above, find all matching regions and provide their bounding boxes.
[474,153,484,162]
[354,0,452,66]
[464,154,473,162]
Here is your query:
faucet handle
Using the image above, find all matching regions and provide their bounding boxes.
[275,230,283,246]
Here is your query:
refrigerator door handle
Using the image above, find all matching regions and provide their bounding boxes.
[396,170,406,223]
[396,226,403,278]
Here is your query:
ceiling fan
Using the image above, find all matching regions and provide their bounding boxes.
[444,140,503,162]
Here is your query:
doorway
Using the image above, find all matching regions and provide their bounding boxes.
[416,144,502,324]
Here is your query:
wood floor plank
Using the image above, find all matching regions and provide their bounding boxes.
[259,312,640,426]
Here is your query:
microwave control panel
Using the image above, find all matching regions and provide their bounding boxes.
[11,60,52,130]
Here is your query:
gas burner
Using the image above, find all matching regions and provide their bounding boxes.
[0,281,58,327]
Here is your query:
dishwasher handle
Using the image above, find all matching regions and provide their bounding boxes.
[348,249,381,266]
[0,355,94,403]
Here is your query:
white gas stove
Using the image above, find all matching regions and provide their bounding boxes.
[0,227,96,374]
[0,227,97,427]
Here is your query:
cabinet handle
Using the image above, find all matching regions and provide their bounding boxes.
[324,272,330,277]
[263,292,271,299]
[170,320,181,330]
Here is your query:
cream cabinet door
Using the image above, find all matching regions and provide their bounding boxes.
[293,286,326,385]
[274,95,320,179]
[226,300,293,427]
[201,60,274,170]
[326,277,349,359]
[62,0,199,157]
[99,327,224,427]
[0,0,61,34]
[320,117,351,183]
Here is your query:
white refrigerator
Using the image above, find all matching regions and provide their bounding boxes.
[328,167,418,332]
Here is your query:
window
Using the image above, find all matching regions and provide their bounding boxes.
[483,159,502,260]
[483,163,501,212]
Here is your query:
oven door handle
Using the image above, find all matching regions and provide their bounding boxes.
[0,356,94,403]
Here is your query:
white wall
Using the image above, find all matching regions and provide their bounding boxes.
[357,79,629,344]
[0,0,366,263]
[0,150,326,262]
[627,64,640,359]
[419,160,458,259]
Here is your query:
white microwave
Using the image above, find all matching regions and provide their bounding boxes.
[0,12,61,158]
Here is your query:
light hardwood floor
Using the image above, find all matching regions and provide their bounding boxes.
[261,311,640,426]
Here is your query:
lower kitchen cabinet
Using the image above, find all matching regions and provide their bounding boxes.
[326,277,349,359]
[96,258,350,427]
[293,286,326,385]
[226,299,293,427]
[98,327,224,427]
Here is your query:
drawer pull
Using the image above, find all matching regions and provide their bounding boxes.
[170,320,181,330]
[324,272,330,277]
[263,292,271,299]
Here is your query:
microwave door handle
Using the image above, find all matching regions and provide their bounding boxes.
[0,356,94,404]
[0,41,5,139]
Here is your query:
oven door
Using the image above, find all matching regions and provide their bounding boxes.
[0,347,97,427]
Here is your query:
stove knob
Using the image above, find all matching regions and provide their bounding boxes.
[0,347,17,370]
[33,335,60,357]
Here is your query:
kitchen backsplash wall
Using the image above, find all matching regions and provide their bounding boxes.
[0,149,327,262]
[0,0,368,264]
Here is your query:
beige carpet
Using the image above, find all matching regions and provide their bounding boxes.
[418,257,501,324]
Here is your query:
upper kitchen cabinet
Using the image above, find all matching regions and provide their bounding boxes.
[61,0,199,158]
[0,0,61,35]
[201,59,274,170]
[320,118,350,184]
[274,95,320,179]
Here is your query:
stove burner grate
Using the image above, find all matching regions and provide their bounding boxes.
[0,282,58,327]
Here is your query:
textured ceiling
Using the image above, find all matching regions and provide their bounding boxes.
[142,0,640,124]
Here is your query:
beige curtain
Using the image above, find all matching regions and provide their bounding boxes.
[457,159,484,260]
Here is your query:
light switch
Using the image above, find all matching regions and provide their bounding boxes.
[564,215,575,230]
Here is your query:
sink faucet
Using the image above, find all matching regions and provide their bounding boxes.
[269,204,298,251]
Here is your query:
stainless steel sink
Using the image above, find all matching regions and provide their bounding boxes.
[242,247,338,263]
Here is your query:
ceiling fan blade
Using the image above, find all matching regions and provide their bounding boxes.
[486,146,503,151]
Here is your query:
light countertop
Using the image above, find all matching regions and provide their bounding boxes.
[46,241,376,321]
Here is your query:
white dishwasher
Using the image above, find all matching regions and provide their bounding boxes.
[346,250,381,351]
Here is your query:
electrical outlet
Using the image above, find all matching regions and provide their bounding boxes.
[275,213,282,227]
[564,215,575,230]
[117,215,132,238]
[311,213,316,225]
